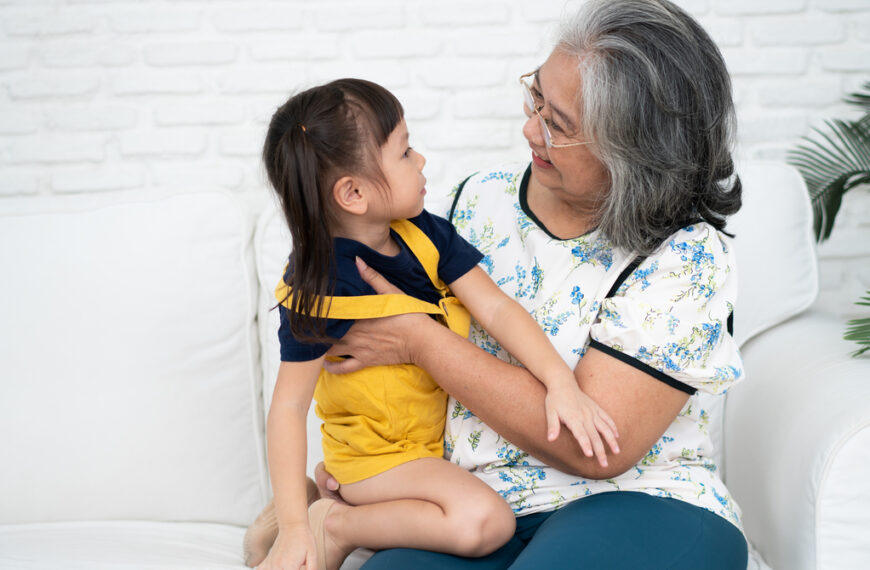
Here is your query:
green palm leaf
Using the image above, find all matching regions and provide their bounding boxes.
[844,291,870,357]
[787,79,870,358]
[847,80,870,131]
[787,81,870,241]
[788,119,870,240]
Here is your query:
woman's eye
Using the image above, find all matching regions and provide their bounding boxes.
[530,87,544,106]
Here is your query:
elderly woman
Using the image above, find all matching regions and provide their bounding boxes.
[310,0,750,568]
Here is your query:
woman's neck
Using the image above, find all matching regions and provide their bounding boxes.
[525,176,600,240]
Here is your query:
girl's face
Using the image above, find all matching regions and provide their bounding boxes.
[522,49,609,211]
[376,118,428,220]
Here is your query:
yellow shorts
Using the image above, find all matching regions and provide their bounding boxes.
[315,362,447,484]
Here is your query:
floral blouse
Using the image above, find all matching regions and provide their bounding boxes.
[442,163,745,530]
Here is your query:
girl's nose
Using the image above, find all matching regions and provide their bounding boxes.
[416,149,426,170]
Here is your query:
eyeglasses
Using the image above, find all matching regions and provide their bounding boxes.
[519,70,590,149]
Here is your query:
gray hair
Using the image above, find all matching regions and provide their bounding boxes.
[557,0,741,255]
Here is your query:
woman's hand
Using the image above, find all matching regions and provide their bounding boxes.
[323,257,434,374]
[255,524,316,570]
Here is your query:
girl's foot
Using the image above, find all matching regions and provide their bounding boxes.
[243,478,320,567]
[242,499,277,567]
[309,498,353,570]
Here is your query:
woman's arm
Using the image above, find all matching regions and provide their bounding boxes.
[447,266,619,466]
[325,262,689,479]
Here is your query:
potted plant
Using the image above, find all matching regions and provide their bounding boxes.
[788,80,870,356]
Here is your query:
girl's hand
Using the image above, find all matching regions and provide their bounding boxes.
[323,257,433,375]
[544,381,620,468]
[255,524,316,570]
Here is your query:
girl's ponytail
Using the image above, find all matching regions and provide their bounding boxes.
[263,79,403,342]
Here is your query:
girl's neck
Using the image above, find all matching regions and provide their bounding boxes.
[334,215,400,257]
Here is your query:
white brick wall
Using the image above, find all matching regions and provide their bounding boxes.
[1,0,869,317]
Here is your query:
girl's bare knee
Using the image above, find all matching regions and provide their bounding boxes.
[450,494,515,557]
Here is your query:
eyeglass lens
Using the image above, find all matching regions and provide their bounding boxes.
[521,79,553,148]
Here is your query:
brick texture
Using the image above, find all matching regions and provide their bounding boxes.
[0,0,868,317]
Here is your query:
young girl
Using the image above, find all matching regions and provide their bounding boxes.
[245,78,620,570]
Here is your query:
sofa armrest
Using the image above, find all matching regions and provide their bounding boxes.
[725,310,870,570]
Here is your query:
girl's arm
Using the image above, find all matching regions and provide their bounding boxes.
[261,357,325,570]
[447,266,618,466]
[324,262,690,480]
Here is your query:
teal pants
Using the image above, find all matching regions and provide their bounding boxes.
[361,491,748,569]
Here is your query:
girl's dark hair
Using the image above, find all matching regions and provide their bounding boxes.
[263,78,403,341]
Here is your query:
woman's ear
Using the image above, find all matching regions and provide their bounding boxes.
[332,176,368,215]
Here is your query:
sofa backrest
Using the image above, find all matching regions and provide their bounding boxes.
[0,189,269,526]
[728,160,819,347]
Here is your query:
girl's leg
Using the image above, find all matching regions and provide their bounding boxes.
[359,511,555,570]
[323,457,515,566]
[508,491,748,570]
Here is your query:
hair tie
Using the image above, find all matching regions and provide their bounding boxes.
[299,124,307,133]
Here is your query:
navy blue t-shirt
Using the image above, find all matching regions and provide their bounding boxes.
[278,209,483,362]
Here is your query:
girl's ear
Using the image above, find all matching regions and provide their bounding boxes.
[332,176,368,215]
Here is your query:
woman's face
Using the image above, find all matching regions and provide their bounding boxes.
[522,49,609,210]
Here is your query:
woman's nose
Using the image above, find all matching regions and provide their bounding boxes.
[522,113,544,146]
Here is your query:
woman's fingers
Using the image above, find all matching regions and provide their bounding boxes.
[355,256,403,294]
[322,356,365,375]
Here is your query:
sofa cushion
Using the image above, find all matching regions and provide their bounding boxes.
[0,520,375,570]
[0,190,268,526]
[0,521,247,569]
[728,160,818,347]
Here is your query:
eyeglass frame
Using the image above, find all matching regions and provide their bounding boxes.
[519,70,590,149]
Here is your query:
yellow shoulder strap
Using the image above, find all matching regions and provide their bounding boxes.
[275,281,444,320]
[390,219,448,294]
[274,219,453,320]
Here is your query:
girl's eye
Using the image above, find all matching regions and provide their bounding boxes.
[403,147,413,158]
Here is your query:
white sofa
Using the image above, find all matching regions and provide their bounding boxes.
[1,161,867,570]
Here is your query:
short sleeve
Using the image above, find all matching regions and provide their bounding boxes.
[408,209,484,284]
[589,224,743,395]
[277,304,353,362]
[276,261,362,362]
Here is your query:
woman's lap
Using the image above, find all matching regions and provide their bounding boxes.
[360,491,748,570]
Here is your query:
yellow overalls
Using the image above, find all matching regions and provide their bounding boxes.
[275,219,472,485]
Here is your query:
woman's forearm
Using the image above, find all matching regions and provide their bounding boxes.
[410,318,607,477]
